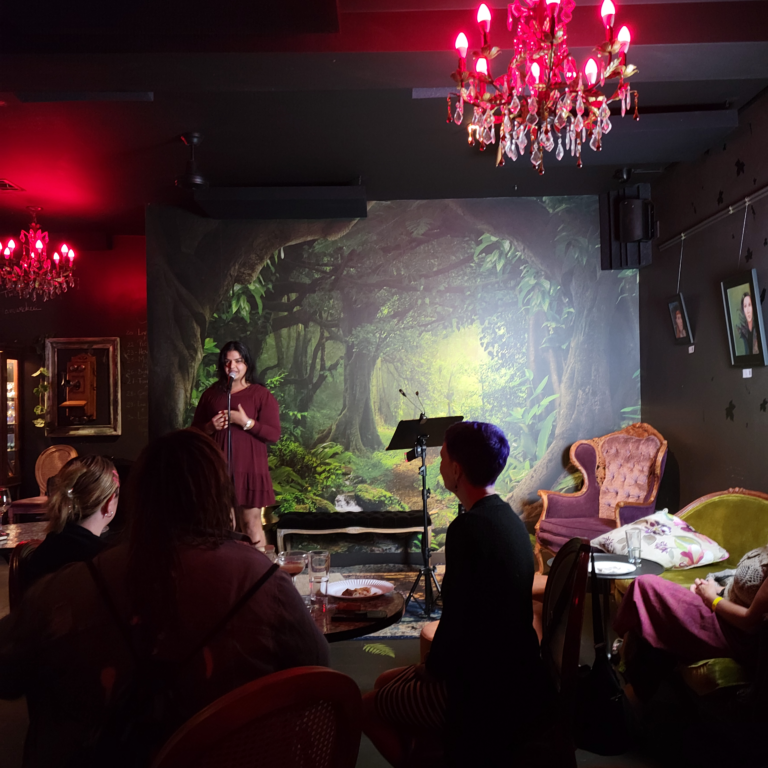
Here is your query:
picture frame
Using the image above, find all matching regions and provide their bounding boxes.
[721,269,768,368]
[45,337,122,436]
[667,293,693,346]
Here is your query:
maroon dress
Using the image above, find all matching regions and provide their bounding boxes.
[192,383,281,508]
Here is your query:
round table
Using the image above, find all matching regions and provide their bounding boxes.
[0,522,48,559]
[314,591,405,643]
[588,553,665,581]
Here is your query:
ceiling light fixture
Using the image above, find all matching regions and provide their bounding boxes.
[1,207,76,302]
[447,0,639,174]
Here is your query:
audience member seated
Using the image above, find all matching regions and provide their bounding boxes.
[0,428,329,768]
[615,544,768,699]
[24,455,120,589]
[362,421,574,768]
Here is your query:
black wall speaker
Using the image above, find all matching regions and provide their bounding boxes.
[599,183,654,270]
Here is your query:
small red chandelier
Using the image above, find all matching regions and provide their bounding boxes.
[448,0,638,173]
[1,207,76,302]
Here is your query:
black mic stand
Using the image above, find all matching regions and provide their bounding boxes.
[387,414,464,618]
[226,375,234,473]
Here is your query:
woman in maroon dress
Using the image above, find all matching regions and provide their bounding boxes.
[192,340,280,547]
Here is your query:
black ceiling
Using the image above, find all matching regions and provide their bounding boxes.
[0,0,767,235]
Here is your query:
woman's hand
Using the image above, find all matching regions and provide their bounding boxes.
[231,404,253,430]
[211,411,229,432]
[693,578,721,607]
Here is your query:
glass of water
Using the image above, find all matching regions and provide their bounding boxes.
[308,550,330,605]
[625,528,642,564]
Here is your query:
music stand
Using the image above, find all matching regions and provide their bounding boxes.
[387,415,463,617]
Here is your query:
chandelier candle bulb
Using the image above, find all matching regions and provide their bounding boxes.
[617,25,630,53]
[477,3,491,34]
[600,0,615,30]
[585,58,598,86]
[455,32,468,60]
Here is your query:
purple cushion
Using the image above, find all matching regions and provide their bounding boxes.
[538,517,616,554]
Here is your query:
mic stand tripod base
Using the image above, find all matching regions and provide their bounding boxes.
[405,563,442,618]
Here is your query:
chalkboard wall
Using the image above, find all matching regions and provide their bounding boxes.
[1,235,147,497]
[641,90,768,508]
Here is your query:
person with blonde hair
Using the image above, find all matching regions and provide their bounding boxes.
[25,455,119,587]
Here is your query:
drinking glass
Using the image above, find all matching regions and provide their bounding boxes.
[277,550,308,588]
[625,528,642,564]
[308,550,331,605]
[0,486,11,528]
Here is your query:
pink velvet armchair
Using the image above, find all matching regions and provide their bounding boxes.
[534,423,668,572]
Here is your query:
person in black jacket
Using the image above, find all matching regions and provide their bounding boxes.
[24,455,119,588]
[362,421,573,767]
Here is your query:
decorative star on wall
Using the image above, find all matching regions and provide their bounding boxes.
[725,400,735,421]
[760,399,767,412]
[746,247,753,262]
[735,159,745,176]
[717,191,724,205]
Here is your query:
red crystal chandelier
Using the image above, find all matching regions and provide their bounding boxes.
[448,0,638,173]
[1,207,76,302]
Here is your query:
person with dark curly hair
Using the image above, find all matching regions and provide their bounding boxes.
[736,291,760,356]
[192,340,280,547]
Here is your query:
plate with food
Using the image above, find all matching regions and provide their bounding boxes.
[327,579,395,600]
[588,561,637,575]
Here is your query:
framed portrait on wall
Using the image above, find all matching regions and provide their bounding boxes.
[667,293,693,345]
[45,337,122,436]
[721,270,768,368]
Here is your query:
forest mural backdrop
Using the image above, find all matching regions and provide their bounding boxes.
[147,198,639,544]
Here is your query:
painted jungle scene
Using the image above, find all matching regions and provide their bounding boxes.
[147,197,640,547]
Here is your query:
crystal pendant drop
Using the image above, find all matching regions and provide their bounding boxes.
[528,96,538,113]
[510,140,518,161]
[482,125,493,145]
[589,128,601,151]
[503,113,512,134]
[542,130,555,152]
[454,106,464,125]
[554,111,567,131]
[574,114,583,132]
[602,118,612,134]
[517,131,528,151]
[472,108,482,126]
[621,99,626,117]
[531,144,542,166]
[526,110,538,126]
[576,95,584,115]
[599,103,611,121]
[556,137,564,161]
[511,95,521,114]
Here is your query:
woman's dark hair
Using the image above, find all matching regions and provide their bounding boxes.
[444,421,510,488]
[127,429,238,626]
[217,340,257,390]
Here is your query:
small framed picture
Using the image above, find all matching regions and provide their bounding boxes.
[668,293,693,346]
[721,269,768,368]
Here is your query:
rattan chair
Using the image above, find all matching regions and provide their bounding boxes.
[151,666,362,768]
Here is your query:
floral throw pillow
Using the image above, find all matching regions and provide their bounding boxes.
[591,510,729,570]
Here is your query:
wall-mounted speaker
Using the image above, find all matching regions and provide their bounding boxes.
[599,184,654,270]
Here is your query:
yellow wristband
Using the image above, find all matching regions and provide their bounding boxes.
[711,596,723,612]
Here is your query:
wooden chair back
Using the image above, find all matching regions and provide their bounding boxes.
[8,539,43,611]
[151,666,362,768]
[35,444,78,496]
[540,537,590,705]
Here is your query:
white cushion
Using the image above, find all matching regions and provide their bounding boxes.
[591,509,729,570]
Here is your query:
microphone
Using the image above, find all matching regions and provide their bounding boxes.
[227,371,236,389]
[414,391,427,422]
[398,388,420,412]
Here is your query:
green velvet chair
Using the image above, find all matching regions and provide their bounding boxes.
[661,488,768,589]
[661,488,768,696]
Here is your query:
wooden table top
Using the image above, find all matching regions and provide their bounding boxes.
[314,592,405,643]
[0,522,48,554]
